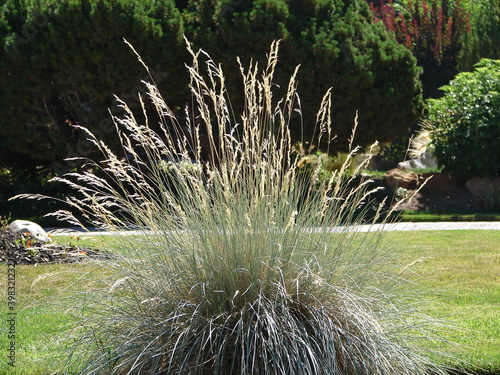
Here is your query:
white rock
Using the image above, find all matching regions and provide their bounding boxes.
[398,159,425,171]
[398,151,438,171]
[9,220,52,243]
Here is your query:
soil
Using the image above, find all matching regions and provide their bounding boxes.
[392,175,489,213]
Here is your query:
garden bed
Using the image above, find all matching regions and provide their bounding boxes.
[0,230,113,265]
[389,172,499,220]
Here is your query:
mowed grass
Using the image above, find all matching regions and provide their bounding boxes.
[0,236,111,374]
[0,262,106,374]
[399,211,500,223]
[386,230,500,374]
[0,230,499,374]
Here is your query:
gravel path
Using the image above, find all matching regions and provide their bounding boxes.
[49,222,500,237]
[355,221,500,232]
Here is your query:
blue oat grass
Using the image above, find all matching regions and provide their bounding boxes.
[26,40,453,374]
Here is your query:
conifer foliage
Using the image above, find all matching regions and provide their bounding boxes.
[0,0,185,169]
[0,0,422,170]
[182,0,423,151]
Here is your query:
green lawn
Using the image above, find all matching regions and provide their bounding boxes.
[0,230,499,374]
[399,211,500,222]
[386,230,500,374]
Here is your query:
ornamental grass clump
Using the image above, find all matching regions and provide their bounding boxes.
[34,41,452,374]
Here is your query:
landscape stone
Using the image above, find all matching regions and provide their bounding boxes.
[9,220,52,243]
[465,176,500,199]
[397,151,438,171]
[384,169,419,190]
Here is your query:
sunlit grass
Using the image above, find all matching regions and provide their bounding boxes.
[0,231,498,374]
[0,262,106,374]
[387,230,500,373]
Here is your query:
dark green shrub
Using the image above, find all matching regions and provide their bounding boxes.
[427,58,500,179]
[0,167,72,226]
[183,0,423,151]
[0,0,185,170]
[0,0,423,170]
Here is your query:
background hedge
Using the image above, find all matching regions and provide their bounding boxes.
[0,0,422,172]
[0,0,186,172]
[460,0,500,72]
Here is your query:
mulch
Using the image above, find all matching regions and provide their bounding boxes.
[0,230,113,265]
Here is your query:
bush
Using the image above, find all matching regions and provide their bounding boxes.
[427,58,500,179]
[0,167,73,227]
[367,0,471,99]
[27,42,456,374]
[0,0,185,170]
[0,0,422,171]
[183,0,423,151]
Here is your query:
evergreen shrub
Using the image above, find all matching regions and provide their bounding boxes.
[0,0,185,169]
[183,0,423,151]
[0,0,424,172]
[460,0,500,71]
